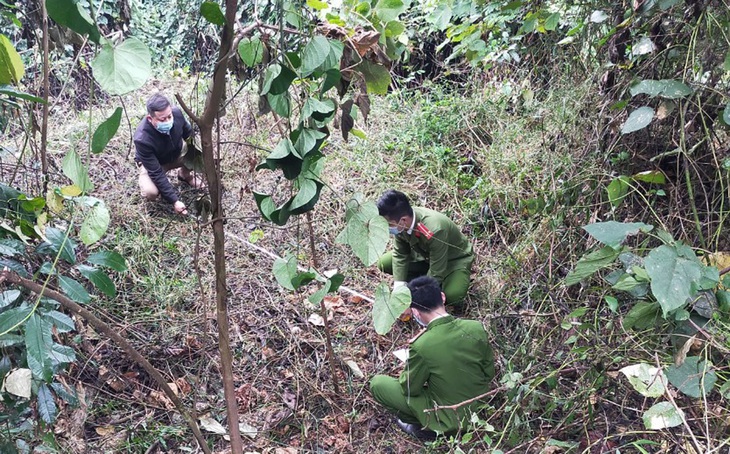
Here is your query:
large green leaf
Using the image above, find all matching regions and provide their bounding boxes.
[238,37,264,67]
[273,256,298,291]
[25,313,53,381]
[51,382,79,405]
[76,264,116,297]
[267,92,291,118]
[91,107,122,154]
[306,0,328,10]
[372,283,411,335]
[90,38,151,96]
[0,34,25,85]
[606,176,630,208]
[79,199,110,245]
[322,40,344,72]
[375,0,406,22]
[0,304,32,334]
[200,1,225,25]
[564,246,621,286]
[301,36,330,77]
[37,383,58,424]
[45,0,100,43]
[49,342,75,364]
[289,178,322,213]
[619,363,666,397]
[308,275,344,306]
[642,402,684,430]
[723,103,730,126]
[253,192,291,226]
[261,64,297,96]
[0,289,20,309]
[335,199,389,266]
[58,275,90,303]
[320,68,341,94]
[630,80,664,97]
[301,97,336,125]
[660,80,692,99]
[630,79,692,99]
[86,250,127,271]
[356,60,391,95]
[621,106,654,134]
[260,138,303,180]
[44,226,77,264]
[41,310,75,333]
[645,244,716,316]
[293,128,327,158]
[633,170,666,184]
[666,356,716,398]
[62,149,93,194]
[0,85,45,103]
[583,221,653,249]
[0,258,29,277]
[0,238,24,257]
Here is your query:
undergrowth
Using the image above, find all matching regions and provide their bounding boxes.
[3,67,730,452]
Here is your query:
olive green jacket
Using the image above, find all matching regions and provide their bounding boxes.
[399,315,495,433]
[392,207,474,283]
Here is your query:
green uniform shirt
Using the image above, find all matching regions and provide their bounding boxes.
[399,315,495,433]
[392,207,474,283]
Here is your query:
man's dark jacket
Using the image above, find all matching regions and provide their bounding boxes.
[134,107,192,203]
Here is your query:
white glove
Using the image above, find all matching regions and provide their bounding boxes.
[393,281,406,290]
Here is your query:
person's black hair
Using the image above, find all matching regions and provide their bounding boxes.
[377,190,412,220]
[147,93,171,116]
[407,276,442,312]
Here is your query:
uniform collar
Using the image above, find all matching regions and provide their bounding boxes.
[406,208,416,234]
[426,314,453,329]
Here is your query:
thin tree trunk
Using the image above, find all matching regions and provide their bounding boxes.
[40,0,50,192]
[177,0,245,451]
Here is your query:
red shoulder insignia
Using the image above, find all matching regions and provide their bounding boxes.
[416,223,434,240]
[408,328,426,343]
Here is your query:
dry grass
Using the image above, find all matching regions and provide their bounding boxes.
[3,72,730,453]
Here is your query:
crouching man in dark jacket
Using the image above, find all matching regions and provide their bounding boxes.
[134,93,204,215]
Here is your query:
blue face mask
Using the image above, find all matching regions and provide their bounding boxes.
[156,118,174,133]
[413,313,428,327]
[389,226,401,236]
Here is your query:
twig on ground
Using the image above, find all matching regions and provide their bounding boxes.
[0,271,212,454]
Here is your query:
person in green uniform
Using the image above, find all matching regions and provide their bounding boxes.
[377,190,474,306]
[369,276,495,438]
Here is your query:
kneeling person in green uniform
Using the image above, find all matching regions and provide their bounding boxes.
[369,276,495,438]
[377,190,474,306]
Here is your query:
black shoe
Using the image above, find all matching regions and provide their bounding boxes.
[396,419,437,441]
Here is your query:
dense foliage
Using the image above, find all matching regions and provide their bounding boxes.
[0,0,729,452]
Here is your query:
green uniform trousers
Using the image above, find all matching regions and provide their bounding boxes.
[370,374,423,425]
[377,252,471,306]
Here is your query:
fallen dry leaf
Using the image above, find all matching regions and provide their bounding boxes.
[308,313,325,326]
[95,425,115,436]
[282,389,297,410]
[345,360,364,379]
[167,382,179,396]
[199,416,227,435]
[274,448,298,454]
[148,389,175,409]
[175,377,192,395]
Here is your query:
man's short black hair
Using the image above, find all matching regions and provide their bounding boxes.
[407,276,443,312]
[147,93,171,116]
[377,190,412,220]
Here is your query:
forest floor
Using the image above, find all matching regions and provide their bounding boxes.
[4,75,728,453]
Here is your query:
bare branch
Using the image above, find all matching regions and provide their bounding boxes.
[0,270,212,454]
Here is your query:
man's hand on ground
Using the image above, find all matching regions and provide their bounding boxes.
[174,201,188,215]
